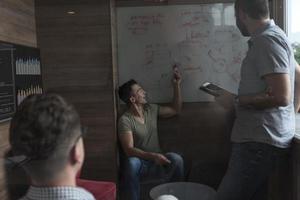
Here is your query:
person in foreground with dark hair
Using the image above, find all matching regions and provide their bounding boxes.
[118,66,184,200]
[9,94,95,200]
[214,0,300,199]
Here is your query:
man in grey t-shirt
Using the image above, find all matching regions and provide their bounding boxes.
[118,66,184,200]
[215,0,300,199]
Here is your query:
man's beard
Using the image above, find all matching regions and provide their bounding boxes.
[236,17,250,37]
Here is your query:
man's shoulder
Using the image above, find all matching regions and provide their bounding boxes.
[255,26,288,46]
[119,110,132,119]
[253,33,275,45]
[118,111,133,127]
[252,32,291,56]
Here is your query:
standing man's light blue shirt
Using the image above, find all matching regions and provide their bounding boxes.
[231,20,296,148]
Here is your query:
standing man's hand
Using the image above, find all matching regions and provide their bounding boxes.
[214,90,236,110]
[173,65,181,84]
[152,153,171,165]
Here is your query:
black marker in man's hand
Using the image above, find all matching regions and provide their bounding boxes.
[173,65,181,83]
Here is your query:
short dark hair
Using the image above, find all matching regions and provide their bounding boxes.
[118,79,137,105]
[235,0,269,20]
[9,93,81,181]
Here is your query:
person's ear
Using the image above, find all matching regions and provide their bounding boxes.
[130,96,135,103]
[70,139,83,165]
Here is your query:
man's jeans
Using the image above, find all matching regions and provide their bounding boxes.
[216,142,289,200]
[120,152,184,200]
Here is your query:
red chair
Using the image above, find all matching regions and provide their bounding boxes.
[76,171,116,200]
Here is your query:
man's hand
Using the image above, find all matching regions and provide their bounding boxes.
[173,65,181,84]
[152,153,171,165]
[214,90,236,110]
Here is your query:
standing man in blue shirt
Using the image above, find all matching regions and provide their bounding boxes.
[215,0,300,199]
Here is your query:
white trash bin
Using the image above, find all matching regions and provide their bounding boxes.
[150,182,216,200]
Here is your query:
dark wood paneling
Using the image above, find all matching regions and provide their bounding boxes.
[0,158,9,200]
[35,0,117,182]
[0,0,36,199]
[0,0,36,47]
[0,124,10,168]
[270,0,285,30]
[158,102,233,188]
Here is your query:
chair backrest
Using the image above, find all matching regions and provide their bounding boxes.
[4,149,30,200]
[76,168,82,178]
[76,178,116,200]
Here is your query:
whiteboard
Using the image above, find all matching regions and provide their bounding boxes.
[117,4,248,102]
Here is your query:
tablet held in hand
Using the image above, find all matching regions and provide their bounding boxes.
[199,82,225,97]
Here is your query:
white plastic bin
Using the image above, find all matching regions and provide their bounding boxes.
[150,182,216,200]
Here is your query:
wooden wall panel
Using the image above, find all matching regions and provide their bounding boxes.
[270,0,284,30]
[35,0,117,181]
[0,123,10,157]
[158,103,233,188]
[0,0,36,47]
[0,122,10,190]
[0,0,36,199]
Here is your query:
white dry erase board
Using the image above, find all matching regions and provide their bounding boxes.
[117,3,248,102]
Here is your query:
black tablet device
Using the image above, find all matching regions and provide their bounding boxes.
[199,82,225,97]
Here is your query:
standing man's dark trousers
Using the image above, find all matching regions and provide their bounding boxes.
[216,142,289,200]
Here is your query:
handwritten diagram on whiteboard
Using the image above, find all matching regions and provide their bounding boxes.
[117,4,248,102]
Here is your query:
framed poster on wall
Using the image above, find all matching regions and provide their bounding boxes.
[0,43,16,122]
[0,41,43,123]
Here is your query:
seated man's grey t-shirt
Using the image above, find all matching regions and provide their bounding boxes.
[118,104,162,153]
